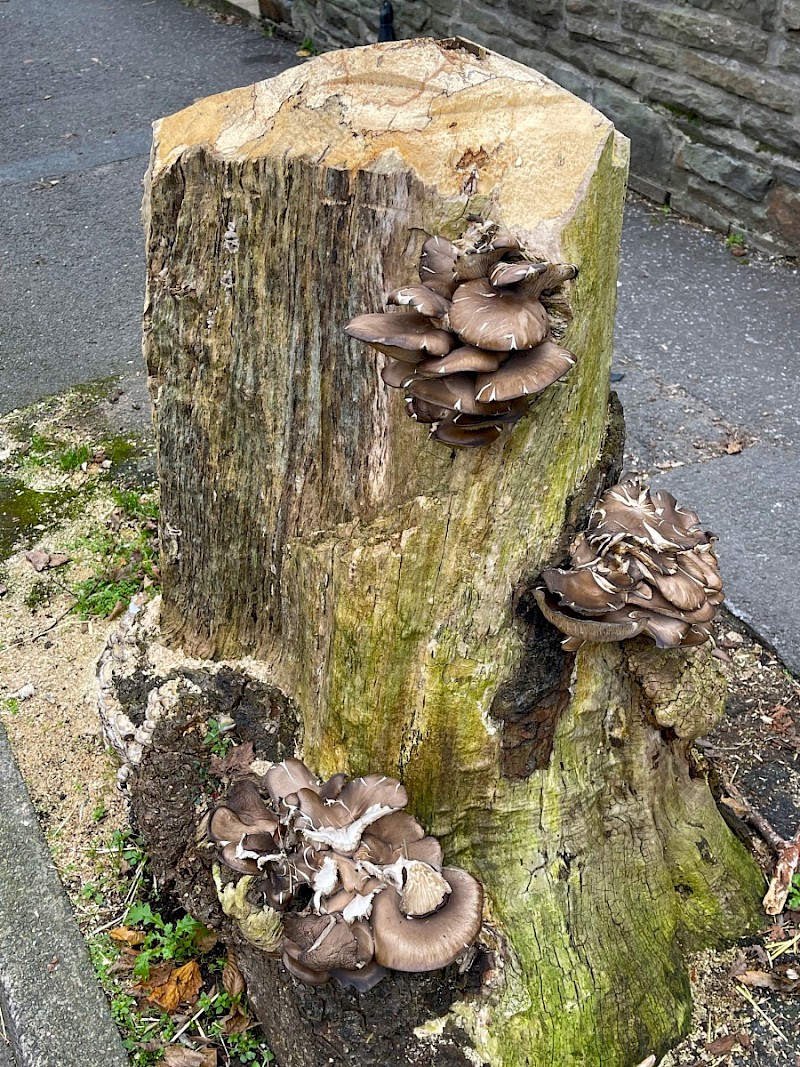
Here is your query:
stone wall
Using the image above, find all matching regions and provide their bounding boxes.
[286,0,800,256]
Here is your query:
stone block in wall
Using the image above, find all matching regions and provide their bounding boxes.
[565,0,620,16]
[593,83,676,189]
[767,184,800,246]
[390,0,438,34]
[775,161,800,189]
[621,1,771,63]
[679,0,780,31]
[635,69,741,125]
[684,53,798,112]
[740,103,800,153]
[775,40,800,76]
[564,17,680,69]
[459,0,547,50]
[507,0,562,29]
[671,173,768,231]
[784,0,800,29]
[680,142,773,199]
[538,56,594,99]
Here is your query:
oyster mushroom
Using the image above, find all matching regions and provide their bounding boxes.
[370,867,483,972]
[448,278,549,352]
[539,476,723,650]
[345,224,578,448]
[345,312,453,363]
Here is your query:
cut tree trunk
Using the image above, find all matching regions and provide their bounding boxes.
[118,37,764,1067]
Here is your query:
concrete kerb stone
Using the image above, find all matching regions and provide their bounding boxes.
[0,723,128,1067]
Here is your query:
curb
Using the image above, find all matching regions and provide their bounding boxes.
[0,723,128,1067]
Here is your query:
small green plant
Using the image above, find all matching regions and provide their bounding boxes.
[110,487,159,521]
[125,902,213,981]
[24,578,55,611]
[725,232,745,248]
[91,801,108,823]
[204,716,236,758]
[788,873,800,910]
[299,35,318,54]
[3,698,20,717]
[73,574,142,618]
[58,444,92,471]
[110,827,146,868]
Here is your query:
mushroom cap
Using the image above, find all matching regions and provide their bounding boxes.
[346,312,454,363]
[294,774,408,854]
[415,346,505,377]
[418,235,459,297]
[448,278,548,351]
[381,359,417,389]
[433,420,502,448]
[405,397,451,424]
[208,780,279,844]
[282,913,372,973]
[388,285,451,319]
[265,758,320,808]
[474,340,575,403]
[534,587,646,647]
[332,960,388,993]
[407,374,516,417]
[489,260,547,288]
[371,867,483,972]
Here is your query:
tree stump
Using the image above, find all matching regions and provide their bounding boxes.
[117,37,763,1067]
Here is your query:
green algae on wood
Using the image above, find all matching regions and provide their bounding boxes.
[141,37,764,1067]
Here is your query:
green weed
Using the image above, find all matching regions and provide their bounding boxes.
[788,873,800,911]
[58,444,91,472]
[125,902,212,981]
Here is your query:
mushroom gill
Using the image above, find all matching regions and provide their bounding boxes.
[345,218,579,447]
[537,475,724,651]
[206,758,484,990]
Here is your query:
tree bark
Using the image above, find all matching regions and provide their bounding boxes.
[124,37,764,1067]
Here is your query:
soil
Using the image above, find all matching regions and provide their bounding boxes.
[1,387,799,1067]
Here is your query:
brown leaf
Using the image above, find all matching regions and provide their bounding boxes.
[222,1006,251,1034]
[222,954,245,999]
[209,741,255,779]
[46,552,70,568]
[146,960,203,1011]
[194,928,218,954]
[24,548,51,572]
[705,1034,738,1055]
[162,1048,216,1067]
[109,926,146,947]
[735,968,800,994]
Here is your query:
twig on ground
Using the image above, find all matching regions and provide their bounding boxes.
[733,983,790,1044]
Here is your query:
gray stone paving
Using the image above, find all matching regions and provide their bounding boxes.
[0,725,128,1067]
[614,202,800,673]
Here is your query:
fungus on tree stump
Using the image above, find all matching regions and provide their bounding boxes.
[207,757,483,990]
[536,476,724,650]
[346,221,577,447]
[116,35,767,1067]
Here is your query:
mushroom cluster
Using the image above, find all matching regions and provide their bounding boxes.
[345,220,578,447]
[207,758,483,990]
[535,476,724,650]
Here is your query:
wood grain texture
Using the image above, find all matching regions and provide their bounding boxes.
[140,38,764,1066]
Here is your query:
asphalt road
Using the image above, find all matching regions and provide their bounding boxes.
[1,0,298,412]
[3,0,800,673]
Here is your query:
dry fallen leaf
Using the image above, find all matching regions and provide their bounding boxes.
[109,926,146,947]
[210,741,255,780]
[147,960,203,1011]
[704,1033,739,1055]
[162,1048,216,1067]
[222,953,245,999]
[24,548,52,572]
[735,968,800,994]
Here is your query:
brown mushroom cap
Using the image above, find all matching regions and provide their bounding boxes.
[416,346,505,377]
[534,587,646,649]
[371,867,483,972]
[407,374,517,417]
[433,420,502,448]
[381,359,417,389]
[418,235,459,297]
[474,340,575,403]
[388,285,451,319]
[448,278,548,351]
[345,312,454,363]
[265,758,320,808]
[332,960,388,992]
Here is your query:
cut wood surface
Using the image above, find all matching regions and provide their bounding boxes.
[132,38,764,1066]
